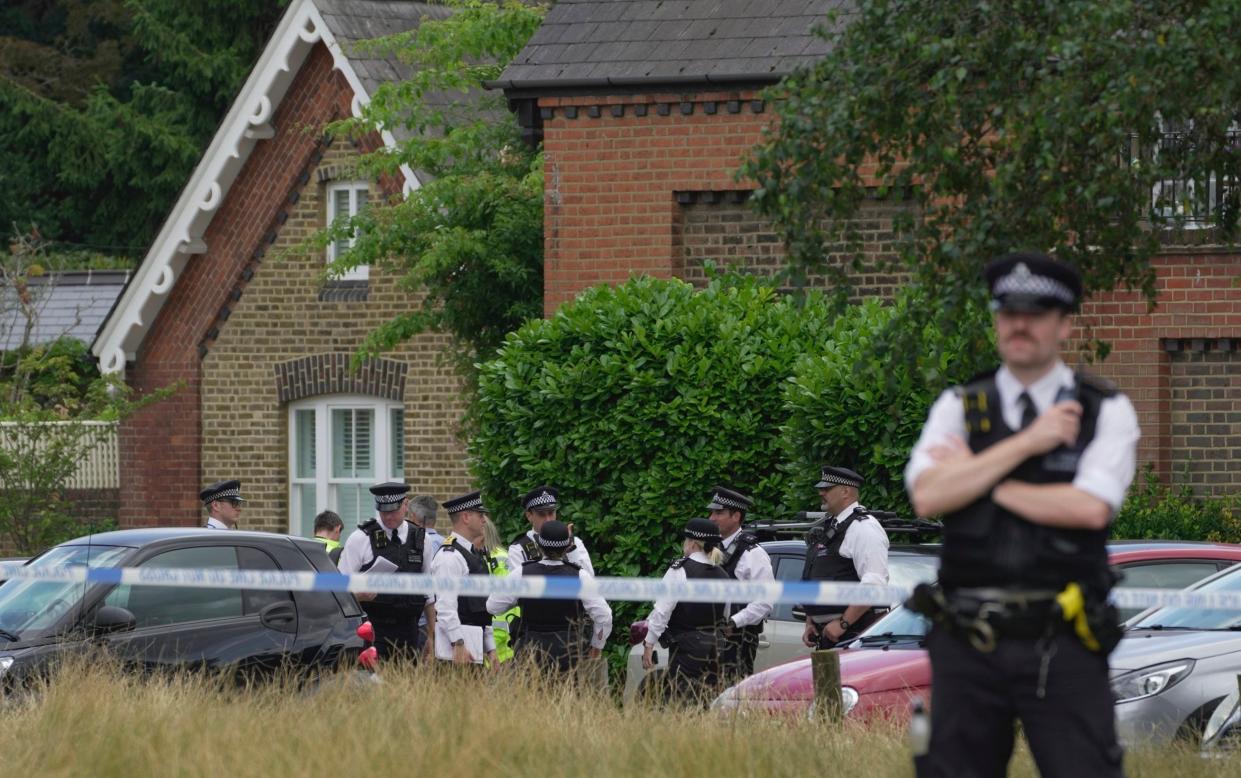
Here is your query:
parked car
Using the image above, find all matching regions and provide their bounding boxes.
[1202,685,1241,753]
[1112,561,1241,744]
[0,528,367,690]
[712,541,1241,719]
[622,540,941,704]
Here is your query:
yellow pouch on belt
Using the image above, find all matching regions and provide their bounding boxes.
[1055,583,1101,652]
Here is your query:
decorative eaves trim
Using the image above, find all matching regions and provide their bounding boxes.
[91,0,420,377]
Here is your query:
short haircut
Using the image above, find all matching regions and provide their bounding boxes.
[314,510,343,534]
[409,495,439,527]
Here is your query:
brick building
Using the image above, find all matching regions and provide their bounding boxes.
[91,0,472,533]
[495,0,1240,495]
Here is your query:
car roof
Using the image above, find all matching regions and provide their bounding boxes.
[759,539,940,556]
[58,527,296,548]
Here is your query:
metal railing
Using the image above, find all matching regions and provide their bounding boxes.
[0,420,119,489]
[1145,129,1241,228]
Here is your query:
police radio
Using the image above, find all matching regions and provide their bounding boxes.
[1043,383,1083,473]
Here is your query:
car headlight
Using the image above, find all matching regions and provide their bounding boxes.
[806,686,860,719]
[1110,659,1195,703]
[710,685,739,711]
[0,656,12,679]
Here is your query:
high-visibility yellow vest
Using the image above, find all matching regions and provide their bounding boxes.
[489,547,519,663]
[314,536,342,553]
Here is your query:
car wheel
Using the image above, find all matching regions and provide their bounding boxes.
[1177,696,1228,744]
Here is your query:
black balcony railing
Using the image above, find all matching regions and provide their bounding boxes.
[1145,129,1241,227]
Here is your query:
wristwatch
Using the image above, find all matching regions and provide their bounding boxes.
[451,638,465,647]
[838,618,851,632]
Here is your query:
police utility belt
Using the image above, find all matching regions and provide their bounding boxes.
[907,582,1121,655]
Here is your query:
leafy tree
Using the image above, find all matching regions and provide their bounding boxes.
[0,0,283,255]
[743,0,1241,344]
[318,0,546,371]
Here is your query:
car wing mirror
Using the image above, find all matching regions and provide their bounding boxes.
[92,605,136,636]
[791,606,807,621]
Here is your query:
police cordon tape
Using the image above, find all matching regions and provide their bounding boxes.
[4,562,1241,611]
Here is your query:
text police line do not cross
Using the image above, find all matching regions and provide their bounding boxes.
[3,562,1241,611]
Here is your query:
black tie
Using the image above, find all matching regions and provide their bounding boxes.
[391,528,399,545]
[1019,391,1037,429]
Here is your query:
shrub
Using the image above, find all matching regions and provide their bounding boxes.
[779,289,996,516]
[469,274,839,577]
[1113,468,1241,543]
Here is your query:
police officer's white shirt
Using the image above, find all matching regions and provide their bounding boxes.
[336,516,413,576]
[904,360,1140,512]
[643,551,722,648]
[485,559,613,649]
[430,537,496,661]
[832,501,891,586]
[720,529,774,628]
[205,517,230,530]
[508,529,595,576]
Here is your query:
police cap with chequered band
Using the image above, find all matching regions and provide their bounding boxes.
[682,517,722,546]
[706,486,753,512]
[815,466,864,490]
[984,252,1082,313]
[443,490,488,515]
[369,482,411,513]
[522,485,559,512]
[534,519,573,550]
[199,479,245,506]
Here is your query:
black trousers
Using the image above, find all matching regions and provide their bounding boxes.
[720,628,761,684]
[371,618,420,664]
[514,628,588,673]
[665,631,729,705]
[920,624,1124,778]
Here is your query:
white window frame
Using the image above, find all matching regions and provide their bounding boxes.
[288,395,405,537]
[326,181,370,281]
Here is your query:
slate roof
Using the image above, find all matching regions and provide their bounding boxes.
[317,1,454,102]
[493,0,850,94]
[1,271,131,351]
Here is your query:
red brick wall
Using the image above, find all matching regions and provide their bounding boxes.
[121,44,355,527]
[541,91,772,314]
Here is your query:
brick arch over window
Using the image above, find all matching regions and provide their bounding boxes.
[274,354,407,403]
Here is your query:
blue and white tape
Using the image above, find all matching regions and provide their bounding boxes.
[4,562,1241,611]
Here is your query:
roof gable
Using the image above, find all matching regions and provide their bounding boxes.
[92,0,444,376]
[494,0,848,94]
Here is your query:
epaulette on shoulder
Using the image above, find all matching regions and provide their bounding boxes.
[358,518,379,532]
[1076,370,1120,398]
[440,543,459,552]
[953,367,999,396]
[670,557,688,570]
[738,531,760,547]
[511,531,530,546]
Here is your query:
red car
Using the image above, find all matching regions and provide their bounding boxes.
[711,541,1241,719]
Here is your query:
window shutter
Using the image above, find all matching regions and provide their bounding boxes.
[390,408,405,477]
[331,188,352,259]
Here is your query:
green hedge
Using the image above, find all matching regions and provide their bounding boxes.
[469,274,838,577]
[780,290,996,516]
[1113,468,1241,543]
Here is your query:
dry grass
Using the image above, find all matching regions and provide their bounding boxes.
[1,659,1238,778]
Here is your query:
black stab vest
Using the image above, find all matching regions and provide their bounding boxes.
[940,370,1114,590]
[518,561,584,631]
[443,539,492,627]
[513,531,580,564]
[667,558,731,632]
[358,519,426,618]
[801,508,871,617]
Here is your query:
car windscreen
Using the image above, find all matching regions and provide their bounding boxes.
[0,544,131,642]
[857,605,931,640]
[1129,566,1241,631]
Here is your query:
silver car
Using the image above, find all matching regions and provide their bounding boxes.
[1112,562,1241,744]
[622,540,939,704]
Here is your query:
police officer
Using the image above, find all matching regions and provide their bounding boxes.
[800,466,890,649]
[905,252,1139,777]
[430,491,497,668]
[508,486,595,575]
[407,495,444,655]
[486,520,612,673]
[641,518,732,704]
[336,482,432,662]
[200,480,244,529]
[312,510,344,565]
[706,486,773,681]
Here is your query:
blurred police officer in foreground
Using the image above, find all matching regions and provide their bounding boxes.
[337,482,433,662]
[800,466,890,649]
[430,491,497,669]
[642,518,732,704]
[312,510,344,565]
[200,480,244,529]
[486,520,612,674]
[706,486,773,681]
[905,252,1139,777]
[508,486,595,575]
[407,495,444,654]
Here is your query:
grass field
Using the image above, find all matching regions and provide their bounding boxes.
[1,659,1238,777]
